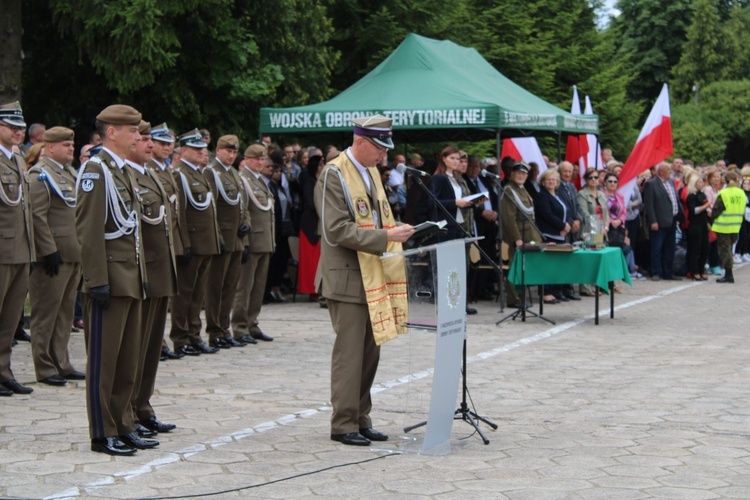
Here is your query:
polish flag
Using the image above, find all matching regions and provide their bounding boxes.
[565,86,588,187]
[618,83,673,198]
[584,96,602,172]
[501,137,548,176]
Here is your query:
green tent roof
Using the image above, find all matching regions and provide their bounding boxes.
[259,34,598,141]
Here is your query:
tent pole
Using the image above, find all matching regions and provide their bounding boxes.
[495,129,505,311]
[556,132,562,164]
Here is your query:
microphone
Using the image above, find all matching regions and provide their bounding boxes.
[396,163,430,178]
[480,169,501,180]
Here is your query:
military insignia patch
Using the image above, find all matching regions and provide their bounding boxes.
[381,199,390,219]
[81,179,94,192]
[356,198,369,219]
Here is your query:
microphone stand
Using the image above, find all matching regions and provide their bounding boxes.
[404,173,498,443]
[495,183,555,326]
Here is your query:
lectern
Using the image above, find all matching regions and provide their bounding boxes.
[382,238,479,454]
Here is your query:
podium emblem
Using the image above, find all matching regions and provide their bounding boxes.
[356,198,369,218]
[447,269,460,309]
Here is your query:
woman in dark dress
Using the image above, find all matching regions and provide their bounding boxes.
[429,146,474,241]
[534,169,570,303]
[685,174,711,281]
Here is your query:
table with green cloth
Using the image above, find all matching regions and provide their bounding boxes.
[507,246,633,325]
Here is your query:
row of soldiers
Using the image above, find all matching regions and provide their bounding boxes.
[0,102,276,456]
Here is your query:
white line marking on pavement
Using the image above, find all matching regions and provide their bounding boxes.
[47,282,697,499]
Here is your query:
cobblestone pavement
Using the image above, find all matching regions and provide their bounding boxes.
[1,265,749,499]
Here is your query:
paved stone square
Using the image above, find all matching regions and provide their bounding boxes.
[1,265,749,499]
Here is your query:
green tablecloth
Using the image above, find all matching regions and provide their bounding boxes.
[508,246,633,290]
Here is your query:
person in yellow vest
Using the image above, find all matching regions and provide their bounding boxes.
[712,170,745,283]
[315,115,415,446]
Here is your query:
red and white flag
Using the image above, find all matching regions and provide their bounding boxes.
[565,86,588,187]
[501,137,548,176]
[583,95,602,172]
[618,83,673,198]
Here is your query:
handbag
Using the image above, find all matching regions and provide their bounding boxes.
[607,224,626,248]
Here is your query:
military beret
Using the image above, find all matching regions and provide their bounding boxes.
[96,104,142,125]
[43,126,74,143]
[244,144,267,158]
[178,128,207,149]
[0,101,26,128]
[138,120,151,135]
[151,123,173,143]
[351,114,394,149]
[216,135,239,151]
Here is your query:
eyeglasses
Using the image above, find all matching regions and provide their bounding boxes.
[365,137,387,153]
[0,123,26,133]
[587,176,599,180]
[606,180,618,184]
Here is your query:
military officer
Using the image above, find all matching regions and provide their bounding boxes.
[27,126,85,386]
[148,123,186,360]
[0,101,35,397]
[169,129,222,356]
[204,135,250,349]
[231,144,275,344]
[315,115,414,446]
[125,121,177,437]
[76,105,150,455]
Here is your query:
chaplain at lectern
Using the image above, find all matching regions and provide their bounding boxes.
[314,115,415,447]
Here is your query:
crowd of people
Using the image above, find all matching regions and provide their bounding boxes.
[2,97,748,453]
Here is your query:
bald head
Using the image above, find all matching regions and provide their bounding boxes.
[656,162,671,180]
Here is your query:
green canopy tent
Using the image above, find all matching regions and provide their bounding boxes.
[259,34,598,145]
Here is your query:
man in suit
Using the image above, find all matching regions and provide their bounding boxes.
[126,120,177,438]
[0,101,35,397]
[643,162,682,281]
[204,135,250,349]
[231,144,275,344]
[76,104,149,455]
[27,126,86,386]
[169,129,222,356]
[555,161,583,301]
[315,115,415,446]
[147,124,185,360]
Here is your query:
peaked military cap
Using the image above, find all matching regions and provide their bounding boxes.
[351,114,394,149]
[0,101,26,128]
[151,122,173,143]
[511,161,530,174]
[178,128,207,149]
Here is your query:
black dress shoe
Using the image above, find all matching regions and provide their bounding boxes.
[209,338,232,349]
[359,428,388,441]
[717,275,735,283]
[71,326,80,333]
[252,331,274,342]
[120,431,159,449]
[0,385,12,397]
[192,341,219,354]
[239,335,258,345]
[663,275,683,281]
[543,298,560,305]
[177,345,201,356]
[331,432,370,446]
[135,422,157,438]
[161,347,183,359]
[64,370,86,380]
[1,379,33,394]
[465,307,478,315]
[160,353,168,361]
[91,437,136,456]
[563,293,582,301]
[14,329,31,342]
[225,337,246,347]
[40,375,67,386]
[557,295,570,302]
[140,417,176,433]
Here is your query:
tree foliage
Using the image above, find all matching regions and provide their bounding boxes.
[671,104,727,164]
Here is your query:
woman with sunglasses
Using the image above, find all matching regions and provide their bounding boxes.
[576,168,609,296]
[603,172,641,282]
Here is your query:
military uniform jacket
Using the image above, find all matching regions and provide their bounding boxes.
[172,160,221,256]
[501,182,542,245]
[28,157,81,263]
[75,150,147,298]
[314,155,388,305]
[204,160,250,252]
[128,163,177,298]
[239,167,275,253]
[0,150,34,264]
[148,159,189,257]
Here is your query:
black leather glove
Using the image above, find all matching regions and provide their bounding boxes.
[237,223,250,238]
[241,245,250,264]
[178,247,192,266]
[89,285,111,310]
[43,251,63,277]
[219,240,226,255]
